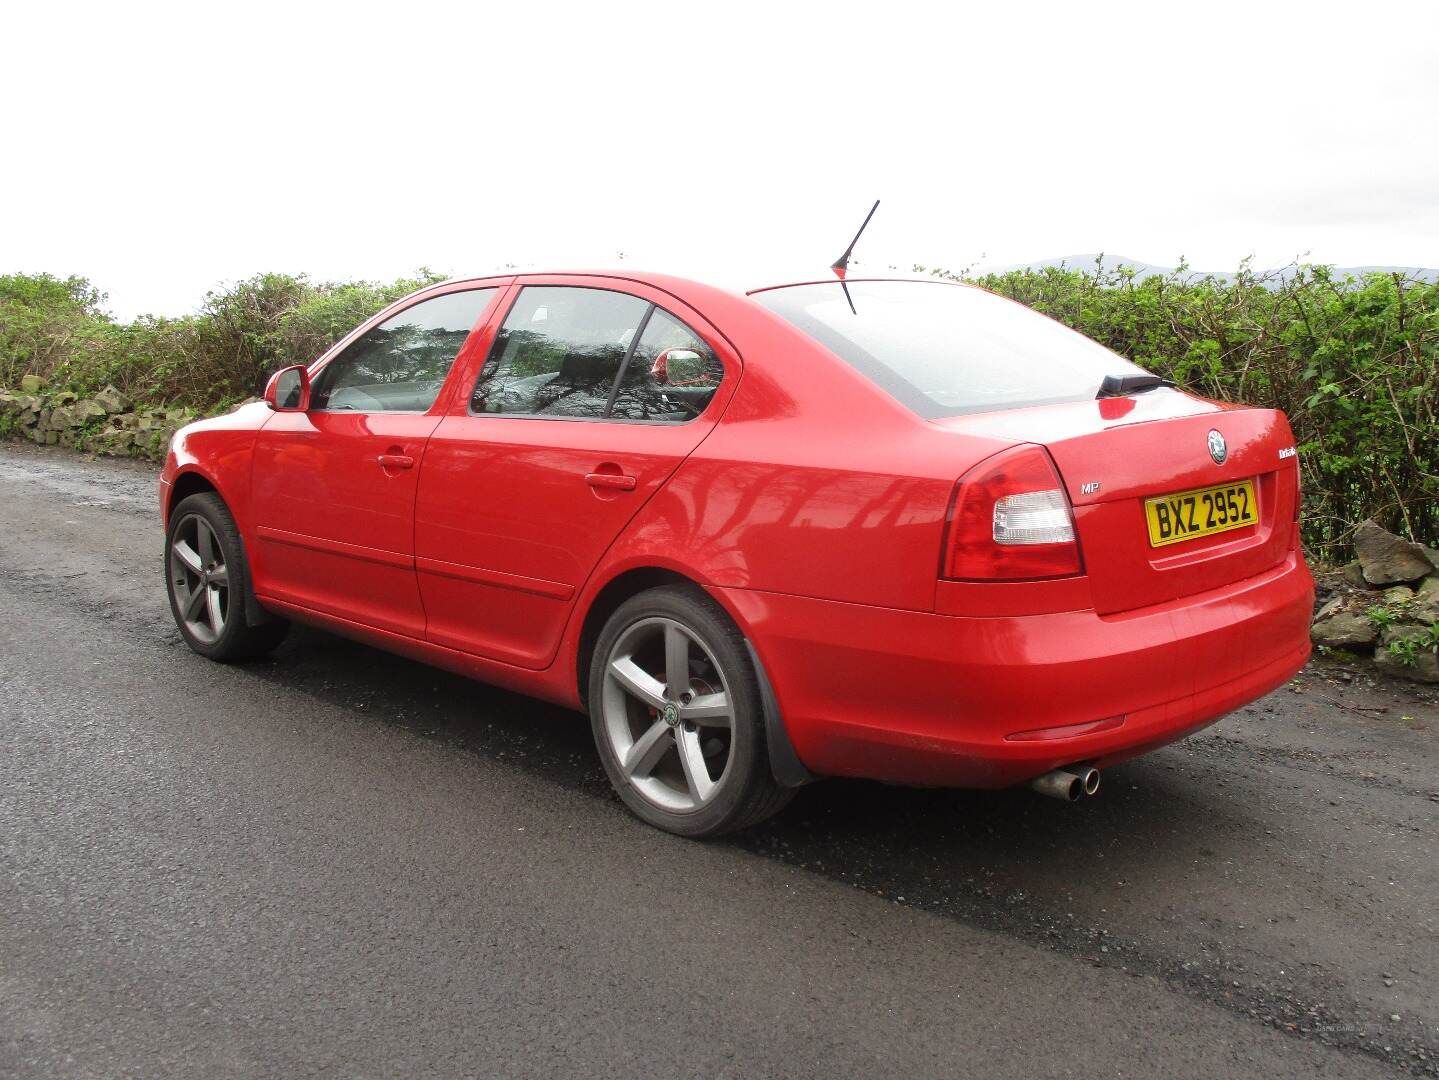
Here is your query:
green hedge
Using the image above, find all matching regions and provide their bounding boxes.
[3,263,1436,563]
[0,270,442,412]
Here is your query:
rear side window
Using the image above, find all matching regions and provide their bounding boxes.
[753,280,1150,418]
[470,287,649,418]
[310,288,496,412]
[470,286,723,422]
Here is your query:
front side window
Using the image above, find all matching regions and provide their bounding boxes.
[753,280,1150,418]
[310,288,497,412]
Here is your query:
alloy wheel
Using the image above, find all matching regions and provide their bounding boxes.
[169,513,229,645]
[600,616,736,813]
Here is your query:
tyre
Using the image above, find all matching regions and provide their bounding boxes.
[588,585,794,837]
[165,492,289,662]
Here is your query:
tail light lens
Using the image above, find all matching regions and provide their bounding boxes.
[943,445,1083,581]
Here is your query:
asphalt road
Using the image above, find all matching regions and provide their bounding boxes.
[1,442,1436,1079]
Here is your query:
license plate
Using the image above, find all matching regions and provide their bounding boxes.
[1144,479,1257,547]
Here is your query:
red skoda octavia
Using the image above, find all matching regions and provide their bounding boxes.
[160,272,1313,836]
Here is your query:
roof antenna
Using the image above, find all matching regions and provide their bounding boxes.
[831,199,879,314]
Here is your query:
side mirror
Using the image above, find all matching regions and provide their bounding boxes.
[264,365,310,411]
[651,348,705,386]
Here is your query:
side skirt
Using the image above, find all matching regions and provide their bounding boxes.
[255,594,581,711]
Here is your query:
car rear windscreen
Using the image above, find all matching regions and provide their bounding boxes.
[752,280,1152,418]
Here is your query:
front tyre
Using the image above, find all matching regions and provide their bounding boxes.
[165,492,288,662]
[588,585,793,837]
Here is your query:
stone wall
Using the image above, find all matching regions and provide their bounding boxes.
[0,376,203,462]
[1311,519,1439,683]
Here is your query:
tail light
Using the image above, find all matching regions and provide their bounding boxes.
[943,445,1083,581]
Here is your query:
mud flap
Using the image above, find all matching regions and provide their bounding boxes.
[745,640,818,788]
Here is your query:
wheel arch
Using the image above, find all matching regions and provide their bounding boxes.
[165,467,222,523]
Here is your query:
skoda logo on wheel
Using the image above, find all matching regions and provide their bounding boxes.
[1207,429,1227,465]
[662,702,681,727]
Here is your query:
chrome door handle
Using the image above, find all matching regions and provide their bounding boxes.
[378,453,415,469]
[585,472,636,491]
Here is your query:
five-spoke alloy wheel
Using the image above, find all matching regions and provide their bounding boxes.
[165,491,288,662]
[602,616,736,812]
[589,586,793,837]
[169,512,230,645]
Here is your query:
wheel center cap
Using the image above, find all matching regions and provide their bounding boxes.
[662,702,680,727]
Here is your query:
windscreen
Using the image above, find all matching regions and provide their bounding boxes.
[753,280,1152,418]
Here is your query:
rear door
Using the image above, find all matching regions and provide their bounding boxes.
[250,285,505,637]
[413,276,737,668]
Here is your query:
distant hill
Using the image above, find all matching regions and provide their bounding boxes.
[982,254,1439,286]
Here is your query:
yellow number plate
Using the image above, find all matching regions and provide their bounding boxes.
[1144,480,1258,548]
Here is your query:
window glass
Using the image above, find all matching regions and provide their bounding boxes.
[470,287,650,417]
[310,288,496,412]
[753,280,1150,418]
[610,308,724,422]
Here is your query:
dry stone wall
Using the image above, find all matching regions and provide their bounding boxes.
[0,377,208,461]
[1311,520,1439,683]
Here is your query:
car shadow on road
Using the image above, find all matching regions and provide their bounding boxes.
[240,624,1244,937]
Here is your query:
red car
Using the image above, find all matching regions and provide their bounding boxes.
[160,272,1313,836]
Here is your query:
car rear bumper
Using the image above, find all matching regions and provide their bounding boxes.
[714,551,1313,788]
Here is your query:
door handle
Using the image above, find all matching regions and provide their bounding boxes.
[378,453,415,470]
[585,471,636,491]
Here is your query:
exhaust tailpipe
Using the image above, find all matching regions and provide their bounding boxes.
[1073,765,1101,796]
[1030,765,1101,801]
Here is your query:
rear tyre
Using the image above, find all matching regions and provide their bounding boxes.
[588,585,794,837]
[165,492,289,662]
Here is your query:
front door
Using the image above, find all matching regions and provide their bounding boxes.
[249,285,504,637]
[414,279,735,668]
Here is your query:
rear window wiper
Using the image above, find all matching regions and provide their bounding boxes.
[1096,373,1175,398]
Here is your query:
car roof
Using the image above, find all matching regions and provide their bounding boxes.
[436,267,943,298]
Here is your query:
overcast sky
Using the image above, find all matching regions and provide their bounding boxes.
[4,0,1437,320]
